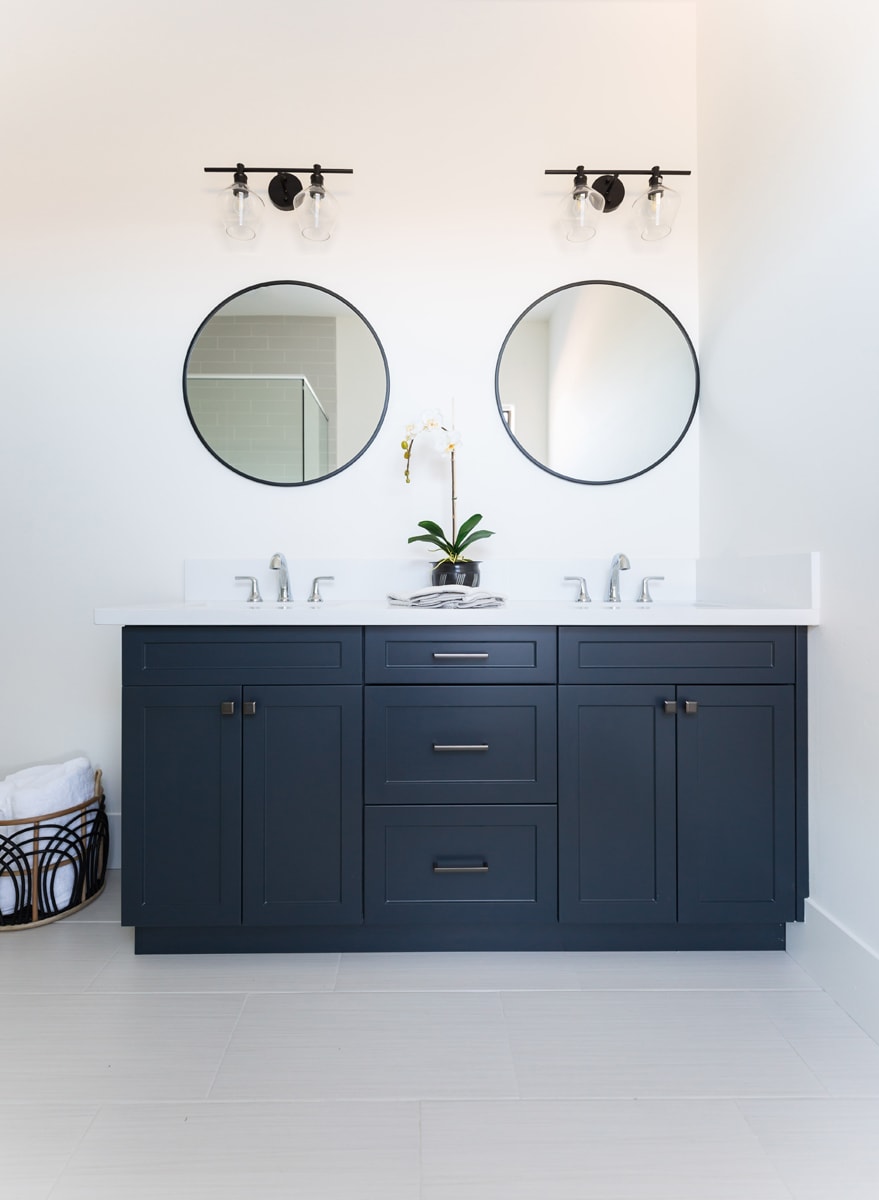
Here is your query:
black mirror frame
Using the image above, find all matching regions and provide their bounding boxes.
[495,279,699,486]
[183,279,390,487]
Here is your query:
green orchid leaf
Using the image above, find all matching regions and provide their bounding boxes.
[407,532,453,554]
[407,512,494,561]
[416,519,447,538]
[457,527,495,553]
[455,513,484,541]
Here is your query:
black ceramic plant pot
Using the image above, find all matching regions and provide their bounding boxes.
[431,560,481,587]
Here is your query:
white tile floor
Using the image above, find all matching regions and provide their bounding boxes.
[2,874,878,1198]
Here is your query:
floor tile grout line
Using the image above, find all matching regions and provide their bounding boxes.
[4,1090,871,1110]
[202,991,252,1101]
[4,984,829,997]
[37,1103,104,1200]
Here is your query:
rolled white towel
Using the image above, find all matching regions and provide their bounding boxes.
[0,797,100,916]
[0,861,77,917]
[0,781,12,821]
[2,757,95,821]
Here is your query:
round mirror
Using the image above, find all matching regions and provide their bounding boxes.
[183,280,389,485]
[495,280,698,485]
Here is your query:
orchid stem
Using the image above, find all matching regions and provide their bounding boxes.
[450,448,457,546]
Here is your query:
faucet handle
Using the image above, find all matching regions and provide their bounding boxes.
[308,575,335,603]
[235,575,263,603]
[637,575,664,604]
[564,576,591,604]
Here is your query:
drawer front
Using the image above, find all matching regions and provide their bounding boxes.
[364,685,557,804]
[123,626,363,685]
[559,627,796,684]
[364,804,557,923]
[365,626,557,683]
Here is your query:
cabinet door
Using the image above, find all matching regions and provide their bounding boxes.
[242,686,363,926]
[676,685,796,924]
[122,685,242,927]
[558,686,677,923]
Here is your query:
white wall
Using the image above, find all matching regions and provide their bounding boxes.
[0,1,699,839]
[698,0,879,1035]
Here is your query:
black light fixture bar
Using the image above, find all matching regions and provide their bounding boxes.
[206,162,354,229]
[544,168,691,177]
[546,165,691,217]
[204,166,353,175]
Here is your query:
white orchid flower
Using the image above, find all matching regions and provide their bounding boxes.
[418,410,445,432]
[432,427,463,455]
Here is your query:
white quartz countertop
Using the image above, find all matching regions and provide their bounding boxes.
[94,553,820,627]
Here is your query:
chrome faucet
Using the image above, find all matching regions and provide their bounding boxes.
[607,553,631,603]
[269,553,291,602]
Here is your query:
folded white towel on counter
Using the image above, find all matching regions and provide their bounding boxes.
[388,585,507,609]
[0,757,95,821]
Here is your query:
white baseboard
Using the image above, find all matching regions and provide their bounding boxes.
[787,900,879,1044]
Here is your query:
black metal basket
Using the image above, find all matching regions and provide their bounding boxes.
[0,770,108,929]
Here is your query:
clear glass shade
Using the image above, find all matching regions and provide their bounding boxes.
[221,182,265,241]
[633,181,681,241]
[559,182,605,243]
[293,182,339,242]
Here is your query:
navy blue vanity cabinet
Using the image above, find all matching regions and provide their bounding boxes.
[118,622,807,952]
[121,627,363,937]
[122,682,243,927]
[558,627,806,939]
[363,627,558,927]
[240,684,363,926]
[674,683,796,924]
[558,684,678,924]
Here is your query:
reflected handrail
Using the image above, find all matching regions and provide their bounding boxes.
[182,279,389,488]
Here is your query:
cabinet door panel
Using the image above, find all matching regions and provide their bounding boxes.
[242,686,362,925]
[122,686,242,927]
[676,685,796,923]
[559,686,676,923]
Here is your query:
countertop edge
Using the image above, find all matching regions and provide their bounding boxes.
[94,604,820,627]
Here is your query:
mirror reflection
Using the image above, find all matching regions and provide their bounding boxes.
[495,281,698,484]
[183,280,389,485]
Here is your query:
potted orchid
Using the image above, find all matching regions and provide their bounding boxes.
[402,410,495,586]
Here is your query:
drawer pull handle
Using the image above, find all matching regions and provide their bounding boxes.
[684,699,699,715]
[432,652,490,660]
[432,743,489,753]
[663,700,677,715]
[433,861,489,874]
[243,701,257,716]
[220,701,235,716]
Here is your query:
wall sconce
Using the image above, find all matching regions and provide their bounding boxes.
[216,164,264,241]
[204,162,354,242]
[546,164,691,241]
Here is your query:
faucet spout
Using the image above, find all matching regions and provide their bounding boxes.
[269,553,291,603]
[607,552,631,604]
